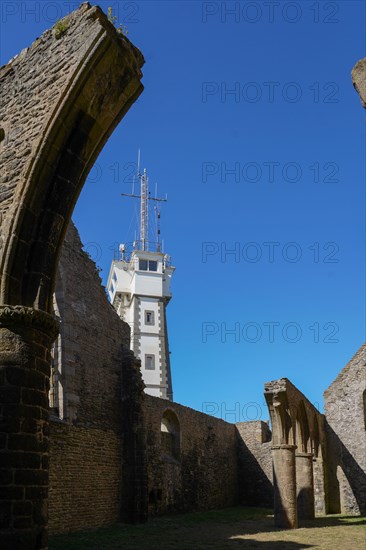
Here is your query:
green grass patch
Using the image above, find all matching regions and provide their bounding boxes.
[49,507,366,550]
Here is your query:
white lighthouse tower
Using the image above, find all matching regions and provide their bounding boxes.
[107,154,175,400]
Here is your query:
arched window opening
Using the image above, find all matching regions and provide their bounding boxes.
[284,405,293,445]
[296,414,303,451]
[161,410,180,460]
[295,402,310,452]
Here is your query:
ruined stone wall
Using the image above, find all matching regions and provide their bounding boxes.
[0,1,144,313]
[143,395,239,515]
[48,222,147,532]
[324,343,366,514]
[0,5,96,222]
[0,4,144,545]
[352,57,366,108]
[51,221,130,429]
[236,421,273,508]
[313,453,326,515]
[48,422,121,534]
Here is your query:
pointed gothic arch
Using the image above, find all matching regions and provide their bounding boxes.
[296,401,310,453]
[0,6,144,549]
[0,13,144,313]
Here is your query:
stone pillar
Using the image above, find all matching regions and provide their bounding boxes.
[296,452,315,520]
[272,444,298,528]
[0,306,59,550]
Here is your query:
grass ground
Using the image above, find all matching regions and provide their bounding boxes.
[49,507,366,549]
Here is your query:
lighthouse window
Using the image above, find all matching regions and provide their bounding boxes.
[145,354,155,370]
[145,311,155,325]
[138,259,158,272]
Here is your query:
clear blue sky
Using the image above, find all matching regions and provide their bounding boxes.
[1,1,365,422]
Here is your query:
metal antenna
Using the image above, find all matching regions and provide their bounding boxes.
[121,151,168,252]
[154,182,162,252]
[140,168,148,251]
[137,148,141,176]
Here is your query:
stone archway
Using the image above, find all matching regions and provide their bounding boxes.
[295,402,314,520]
[264,378,326,529]
[0,5,144,549]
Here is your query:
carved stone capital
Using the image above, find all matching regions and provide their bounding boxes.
[272,444,297,451]
[0,305,60,340]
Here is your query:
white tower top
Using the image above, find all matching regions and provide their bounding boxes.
[107,153,174,400]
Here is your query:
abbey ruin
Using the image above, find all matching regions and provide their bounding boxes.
[0,4,365,549]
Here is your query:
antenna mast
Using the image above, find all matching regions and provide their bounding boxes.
[140,168,148,251]
[121,150,168,252]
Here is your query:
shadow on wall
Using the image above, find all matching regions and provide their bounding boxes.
[236,429,273,508]
[325,421,366,515]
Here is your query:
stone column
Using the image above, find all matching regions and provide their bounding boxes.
[0,306,59,550]
[296,452,315,520]
[272,444,298,528]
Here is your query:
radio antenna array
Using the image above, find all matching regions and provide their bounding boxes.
[121,150,167,252]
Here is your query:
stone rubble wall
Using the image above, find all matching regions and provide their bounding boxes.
[0,3,106,226]
[352,57,366,108]
[324,343,366,514]
[48,221,134,532]
[143,394,239,515]
[236,421,273,507]
[48,422,122,534]
[51,221,130,429]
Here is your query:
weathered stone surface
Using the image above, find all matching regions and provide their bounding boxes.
[236,421,273,507]
[352,57,366,108]
[51,222,130,428]
[0,307,58,550]
[143,394,238,515]
[48,223,147,531]
[296,452,315,520]
[324,343,366,514]
[0,4,144,548]
[0,2,144,311]
[264,378,326,526]
[49,422,122,534]
[272,444,298,528]
[120,348,148,524]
